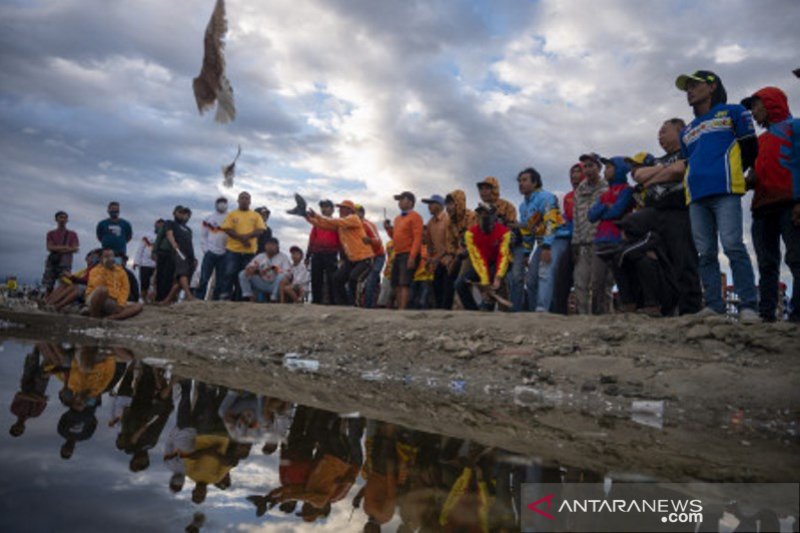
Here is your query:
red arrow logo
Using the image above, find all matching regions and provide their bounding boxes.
[527,493,556,520]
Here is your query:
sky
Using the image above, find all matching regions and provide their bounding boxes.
[1,0,798,283]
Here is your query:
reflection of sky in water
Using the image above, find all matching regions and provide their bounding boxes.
[0,340,392,532]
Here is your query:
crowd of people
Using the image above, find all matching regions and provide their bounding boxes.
[40,70,800,323]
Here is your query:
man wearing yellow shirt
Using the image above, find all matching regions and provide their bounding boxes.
[86,248,142,320]
[219,191,266,300]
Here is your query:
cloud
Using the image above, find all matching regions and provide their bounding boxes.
[1,0,798,289]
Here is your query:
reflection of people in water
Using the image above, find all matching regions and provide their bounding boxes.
[116,362,174,472]
[9,343,61,437]
[55,346,118,459]
[163,379,196,493]
[248,407,364,523]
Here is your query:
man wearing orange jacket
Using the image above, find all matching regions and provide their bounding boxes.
[307,200,374,306]
[384,191,424,310]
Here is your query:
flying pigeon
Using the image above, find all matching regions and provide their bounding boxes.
[221,145,241,188]
[286,194,308,217]
[193,0,236,123]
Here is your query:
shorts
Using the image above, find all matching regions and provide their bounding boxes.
[174,254,196,279]
[86,289,122,317]
[391,252,416,288]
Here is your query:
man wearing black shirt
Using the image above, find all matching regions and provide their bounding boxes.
[629,118,702,314]
[163,207,197,303]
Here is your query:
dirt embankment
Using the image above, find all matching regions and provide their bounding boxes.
[1,302,798,482]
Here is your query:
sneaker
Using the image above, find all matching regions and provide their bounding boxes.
[738,308,760,324]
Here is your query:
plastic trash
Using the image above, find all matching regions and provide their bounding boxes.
[630,400,664,429]
[283,358,319,372]
[449,380,466,395]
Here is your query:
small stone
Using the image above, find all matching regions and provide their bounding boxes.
[513,335,526,345]
[600,374,618,384]
[581,381,597,392]
[686,324,712,340]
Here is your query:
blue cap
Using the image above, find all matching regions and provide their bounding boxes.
[421,194,445,206]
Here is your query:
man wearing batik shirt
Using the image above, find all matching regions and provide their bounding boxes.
[456,204,511,311]
[675,70,759,321]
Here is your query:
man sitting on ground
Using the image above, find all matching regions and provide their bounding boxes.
[85,248,143,320]
[280,246,311,303]
[239,238,291,303]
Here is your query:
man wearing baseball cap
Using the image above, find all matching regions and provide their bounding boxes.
[675,69,759,321]
[741,86,800,322]
[572,152,608,314]
[306,200,374,306]
[385,191,423,310]
[306,199,340,305]
[421,194,450,308]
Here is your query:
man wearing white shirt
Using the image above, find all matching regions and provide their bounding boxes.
[195,197,229,300]
[133,219,163,301]
[238,238,291,302]
[281,246,311,303]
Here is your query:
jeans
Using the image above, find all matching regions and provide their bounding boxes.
[410,280,432,309]
[509,245,530,312]
[239,271,286,301]
[751,205,800,320]
[526,238,568,312]
[689,194,757,313]
[220,251,255,301]
[194,251,226,300]
[364,254,386,308]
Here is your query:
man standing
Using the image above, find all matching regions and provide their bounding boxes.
[515,167,570,312]
[357,205,386,308]
[96,201,133,258]
[742,86,800,322]
[629,119,703,315]
[307,200,340,305]
[572,153,608,314]
[43,211,80,295]
[195,197,229,300]
[162,207,197,304]
[420,195,450,309]
[153,206,181,302]
[456,204,511,310]
[239,238,291,303]
[551,163,585,314]
[307,200,374,306]
[385,191,424,310]
[219,192,266,300]
[255,207,273,254]
[86,248,143,320]
[675,70,759,320]
[476,177,517,225]
[588,157,635,314]
[443,190,478,309]
[133,219,163,302]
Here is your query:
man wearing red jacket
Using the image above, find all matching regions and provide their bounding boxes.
[455,204,511,310]
[551,163,585,314]
[306,200,340,305]
[742,86,800,322]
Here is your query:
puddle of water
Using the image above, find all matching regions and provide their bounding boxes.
[2,338,603,532]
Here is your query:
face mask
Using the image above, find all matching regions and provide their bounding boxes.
[113,257,123,266]
[216,202,228,212]
[108,210,120,218]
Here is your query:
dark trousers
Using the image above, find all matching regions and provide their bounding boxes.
[194,251,226,300]
[155,253,175,302]
[442,257,463,310]
[455,262,495,310]
[612,255,663,310]
[139,266,155,299]
[550,239,574,314]
[311,252,338,304]
[752,206,800,321]
[432,264,452,309]
[655,208,702,315]
[333,258,372,306]
[221,251,254,301]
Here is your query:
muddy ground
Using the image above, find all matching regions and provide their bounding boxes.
[1,302,798,482]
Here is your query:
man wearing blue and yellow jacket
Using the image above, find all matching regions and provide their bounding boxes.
[512,167,570,312]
